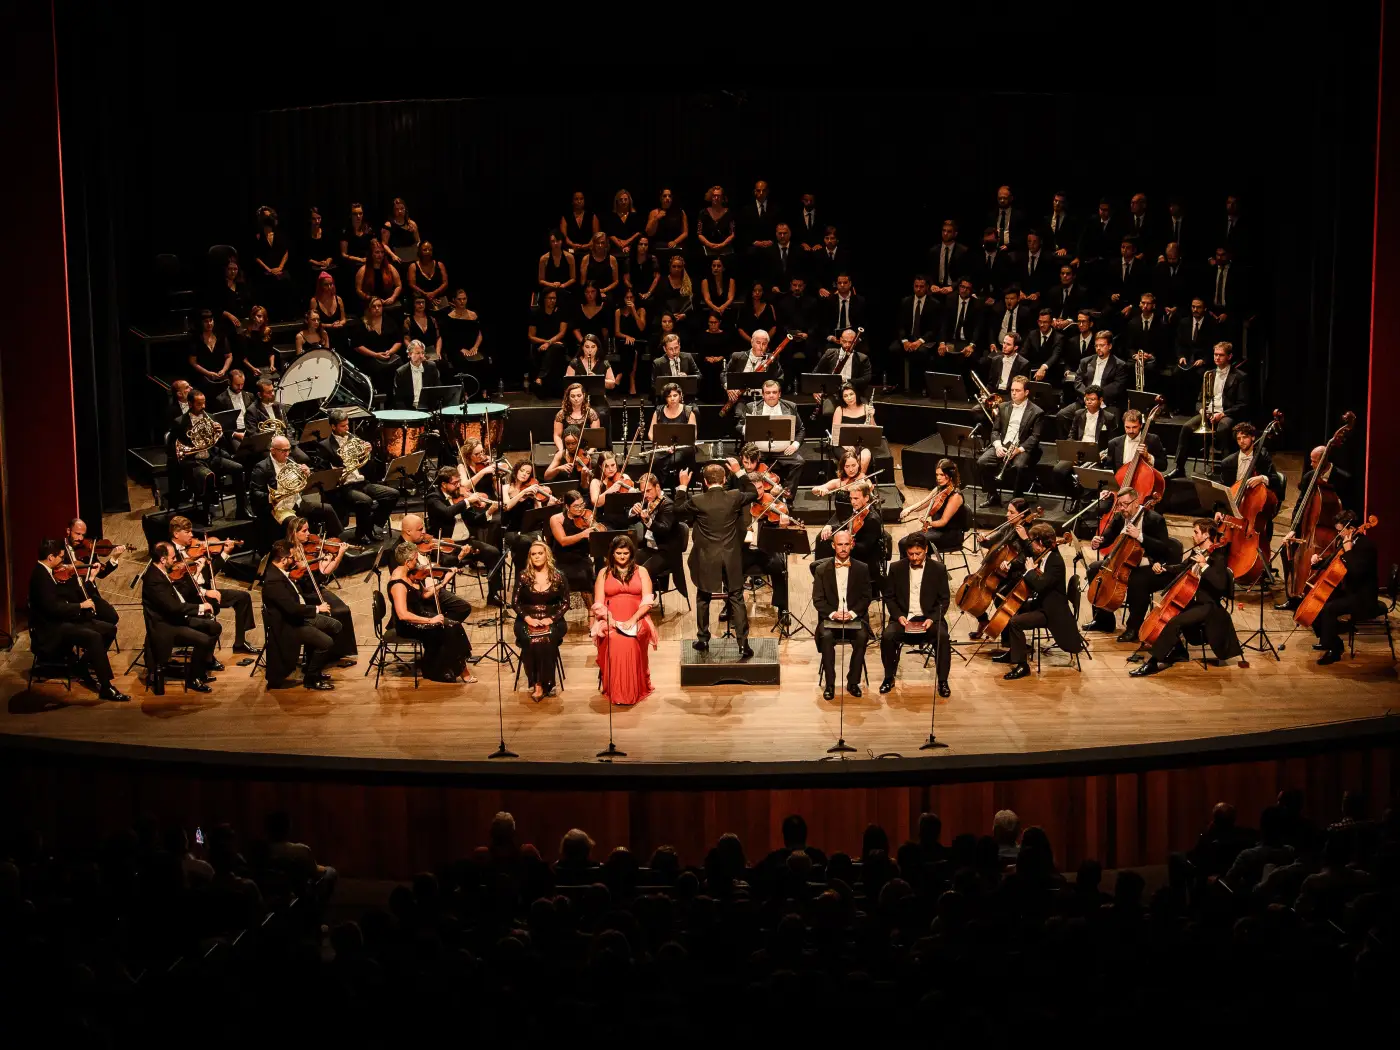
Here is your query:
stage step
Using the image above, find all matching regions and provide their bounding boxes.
[680,637,780,686]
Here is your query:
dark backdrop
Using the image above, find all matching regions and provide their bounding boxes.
[55,5,1382,512]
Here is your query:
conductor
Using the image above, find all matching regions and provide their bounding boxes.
[674,463,758,658]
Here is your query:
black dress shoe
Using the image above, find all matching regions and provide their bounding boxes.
[98,683,130,702]
[718,606,729,622]
[937,680,951,698]
[1317,649,1344,666]
[1003,664,1031,680]
[692,639,709,652]
[148,674,165,696]
[1312,643,1327,651]
[991,650,1012,663]
[305,677,335,690]
[848,683,862,698]
[209,660,225,673]
[232,641,262,655]
[1082,621,1113,633]
[1166,466,1186,480]
[823,685,835,701]
[186,679,213,694]
[984,494,1002,508]
[879,678,895,694]
[1275,599,1301,612]
[1130,659,1164,677]
[738,645,754,660]
[1117,629,1139,644]
[1168,643,1190,664]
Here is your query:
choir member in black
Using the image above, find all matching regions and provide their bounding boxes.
[312,273,350,349]
[386,542,476,684]
[549,489,605,595]
[284,517,358,665]
[381,198,420,263]
[512,539,569,701]
[1043,193,1078,262]
[501,460,555,571]
[775,276,820,385]
[424,467,504,607]
[1173,300,1218,410]
[319,409,397,543]
[1153,242,1194,319]
[701,257,737,322]
[392,340,440,410]
[890,275,938,391]
[355,240,402,308]
[340,202,375,272]
[579,235,619,299]
[1130,519,1243,676]
[1024,308,1064,383]
[248,435,341,540]
[605,189,643,259]
[674,463,757,657]
[261,540,342,691]
[928,219,968,298]
[215,257,251,340]
[935,278,984,393]
[1082,489,1176,642]
[406,241,448,308]
[738,281,779,349]
[169,515,260,654]
[758,224,800,300]
[898,459,967,557]
[648,382,697,489]
[1122,292,1172,386]
[62,518,124,627]
[696,185,736,260]
[632,473,688,606]
[1170,342,1248,478]
[397,513,474,627]
[1057,330,1131,435]
[968,228,1012,304]
[987,287,1032,351]
[240,305,277,379]
[994,523,1082,681]
[812,230,855,296]
[695,312,733,402]
[723,450,791,625]
[403,297,442,362]
[614,289,648,396]
[349,297,403,393]
[814,481,885,580]
[813,530,872,700]
[969,498,1031,640]
[29,539,127,701]
[645,187,688,261]
[660,256,694,330]
[305,207,335,293]
[821,273,866,348]
[980,332,1030,399]
[539,230,577,302]
[1017,230,1055,302]
[813,328,873,420]
[175,391,250,520]
[141,542,218,694]
[189,309,233,394]
[561,191,599,257]
[652,331,699,383]
[978,377,1044,506]
[733,379,805,497]
[1049,387,1116,498]
[528,289,569,396]
[625,236,660,303]
[1102,237,1149,330]
[880,533,952,698]
[1311,510,1380,665]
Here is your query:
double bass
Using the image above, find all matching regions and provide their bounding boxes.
[1218,409,1283,587]
[954,505,1043,618]
[1285,412,1355,600]
[1085,491,1159,613]
[1097,396,1166,535]
[1293,514,1378,628]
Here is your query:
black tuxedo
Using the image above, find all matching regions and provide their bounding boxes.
[1023,328,1064,378]
[896,294,940,344]
[794,208,824,250]
[1123,311,1173,373]
[927,241,969,293]
[1013,250,1056,298]
[1086,507,1178,632]
[1102,257,1151,321]
[28,563,116,683]
[260,565,342,685]
[985,207,1028,250]
[392,360,441,410]
[812,246,855,291]
[823,294,867,339]
[939,295,984,348]
[740,199,779,249]
[890,293,941,389]
[1122,212,1158,258]
[758,242,803,293]
[1078,216,1122,267]
[1046,282,1088,322]
[1172,364,1249,473]
[211,386,254,434]
[1042,212,1079,257]
[1152,260,1195,312]
[880,557,951,682]
[968,247,1013,300]
[140,564,216,678]
[978,398,1045,499]
[1315,534,1380,651]
[980,351,1031,395]
[1071,353,1132,408]
[1174,313,1218,362]
[171,541,256,647]
[813,557,872,690]
[652,351,700,381]
[1148,547,1242,662]
[1003,547,1081,665]
[674,477,757,644]
[1163,215,1196,260]
[987,303,1033,346]
[1207,261,1247,315]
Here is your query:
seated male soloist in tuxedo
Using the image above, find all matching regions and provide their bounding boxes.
[813,530,872,700]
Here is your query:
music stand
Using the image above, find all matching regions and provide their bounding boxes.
[757,525,813,640]
[383,451,426,485]
[838,425,883,454]
[212,408,239,437]
[652,373,698,399]
[417,385,462,410]
[821,617,862,755]
[238,430,275,457]
[1055,439,1102,466]
[301,468,343,497]
[579,426,609,453]
[1127,389,1163,416]
[725,368,764,394]
[924,372,969,407]
[1071,466,1118,523]
[606,491,644,519]
[521,505,559,536]
[1025,380,1059,412]
[743,416,795,457]
[574,374,608,402]
[652,422,696,452]
[1189,477,1235,517]
[800,372,841,405]
[297,419,332,445]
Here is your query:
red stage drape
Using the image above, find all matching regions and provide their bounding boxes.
[1369,1,1399,567]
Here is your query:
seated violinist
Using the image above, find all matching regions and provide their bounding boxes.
[590,451,644,540]
[62,518,125,628]
[140,542,218,694]
[261,540,343,691]
[29,539,128,702]
[549,489,606,593]
[424,467,504,607]
[397,512,473,624]
[1310,509,1379,666]
[811,449,867,501]
[284,516,357,667]
[169,515,260,655]
[1130,518,1244,676]
[724,445,792,626]
[968,498,1031,640]
[897,458,967,557]
[814,480,885,580]
[1082,489,1176,643]
[500,461,558,570]
[545,426,593,484]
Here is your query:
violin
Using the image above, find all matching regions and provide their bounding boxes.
[1285,412,1355,600]
[182,537,244,560]
[1139,537,1232,646]
[1217,409,1283,587]
[954,506,1044,619]
[1294,515,1378,628]
[570,507,597,531]
[1099,396,1166,535]
[69,538,123,565]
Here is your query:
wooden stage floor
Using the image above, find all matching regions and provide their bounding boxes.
[3,458,1395,771]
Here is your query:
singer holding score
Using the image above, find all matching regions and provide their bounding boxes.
[591,534,657,706]
[814,531,873,700]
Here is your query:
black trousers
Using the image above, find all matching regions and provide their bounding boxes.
[149,621,216,679]
[1149,603,1215,661]
[881,616,950,683]
[1003,610,1047,665]
[48,620,117,682]
[697,569,747,644]
[888,342,932,391]
[336,482,398,539]
[90,593,119,628]
[817,621,870,688]
[768,451,805,499]
[435,589,473,626]
[1315,591,1372,651]
[1173,414,1234,473]
[211,586,256,644]
[288,614,342,680]
[743,547,788,612]
[1085,561,1162,632]
[187,454,247,509]
[978,445,1041,498]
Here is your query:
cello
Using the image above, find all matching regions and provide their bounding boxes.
[1085,489,1158,613]
[1096,396,1166,535]
[1285,412,1354,600]
[954,505,1043,619]
[1218,409,1283,587]
[1138,537,1232,647]
[1293,514,1378,628]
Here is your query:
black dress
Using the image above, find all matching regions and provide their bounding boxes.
[405,314,440,356]
[512,570,570,691]
[652,209,684,253]
[604,211,644,252]
[361,262,399,301]
[349,319,399,389]
[627,253,659,301]
[189,333,231,393]
[530,308,569,390]
[741,302,778,338]
[293,568,358,659]
[542,253,573,297]
[573,305,610,346]
[698,209,735,256]
[341,225,375,262]
[564,211,596,251]
[615,309,648,391]
[240,329,277,372]
[383,219,417,252]
[215,281,251,339]
[552,514,596,593]
[388,576,472,682]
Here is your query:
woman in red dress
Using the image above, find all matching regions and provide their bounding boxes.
[591,534,657,706]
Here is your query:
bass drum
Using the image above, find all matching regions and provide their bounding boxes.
[277,349,374,422]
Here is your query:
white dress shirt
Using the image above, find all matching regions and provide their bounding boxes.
[410,364,424,406]
[1235,450,1255,484]
[1122,434,1141,465]
[229,389,248,430]
[1211,365,1230,415]
[834,561,851,611]
[668,355,681,376]
[1000,305,1018,339]
[1091,356,1109,388]
[1082,408,1101,439]
[998,353,1017,390]
[999,401,1029,451]
[907,565,924,619]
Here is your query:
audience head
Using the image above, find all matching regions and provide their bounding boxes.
[993,809,1020,846]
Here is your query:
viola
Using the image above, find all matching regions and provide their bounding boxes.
[1286,412,1355,600]
[570,508,596,531]
[1218,409,1283,587]
[912,485,955,532]
[1098,396,1166,535]
[1139,538,1232,646]
[954,506,1044,618]
[1294,515,1378,628]
[301,535,353,558]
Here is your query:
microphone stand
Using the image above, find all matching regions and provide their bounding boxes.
[487,614,517,759]
[473,550,518,670]
[920,604,951,751]
[826,601,856,756]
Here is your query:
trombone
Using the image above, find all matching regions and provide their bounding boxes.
[1193,371,1217,471]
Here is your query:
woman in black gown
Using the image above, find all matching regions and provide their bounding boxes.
[440,288,487,389]
[561,191,598,257]
[387,542,476,684]
[645,187,688,264]
[539,230,577,304]
[188,309,232,394]
[512,539,570,701]
[215,257,251,340]
[549,490,604,595]
[240,304,278,378]
[738,281,778,349]
[285,516,358,664]
[340,202,376,273]
[252,211,293,316]
[604,189,643,262]
[404,296,442,362]
[613,290,648,396]
[305,206,336,296]
[625,235,660,305]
